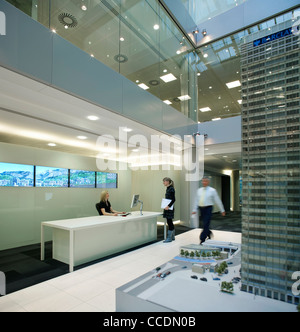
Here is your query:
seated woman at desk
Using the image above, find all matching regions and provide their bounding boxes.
[97,191,125,216]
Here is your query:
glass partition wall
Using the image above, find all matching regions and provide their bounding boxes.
[4,1,299,124]
[7,0,199,122]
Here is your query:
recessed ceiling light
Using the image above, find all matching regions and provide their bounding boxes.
[199,107,212,112]
[212,117,221,121]
[138,83,149,90]
[48,143,56,147]
[226,80,241,89]
[178,95,191,101]
[120,37,125,41]
[203,54,208,58]
[160,73,177,83]
[163,100,172,105]
[87,115,99,121]
[77,136,87,140]
[153,24,160,30]
[81,5,87,11]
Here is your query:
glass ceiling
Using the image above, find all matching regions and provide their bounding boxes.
[179,0,248,26]
[4,0,299,124]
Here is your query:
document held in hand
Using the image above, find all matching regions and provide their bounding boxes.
[161,198,174,210]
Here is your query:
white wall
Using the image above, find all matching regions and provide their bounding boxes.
[0,143,131,250]
[0,143,201,251]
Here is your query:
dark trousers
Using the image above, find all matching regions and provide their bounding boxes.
[199,206,213,243]
[167,218,174,231]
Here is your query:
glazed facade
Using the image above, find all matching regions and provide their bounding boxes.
[241,20,300,304]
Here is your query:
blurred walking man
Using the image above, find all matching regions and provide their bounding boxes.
[192,177,225,244]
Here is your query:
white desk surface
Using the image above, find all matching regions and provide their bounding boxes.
[42,211,162,231]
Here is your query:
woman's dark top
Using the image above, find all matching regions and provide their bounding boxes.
[163,185,175,219]
[98,200,111,215]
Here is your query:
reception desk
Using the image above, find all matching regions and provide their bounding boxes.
[41,211,161,272]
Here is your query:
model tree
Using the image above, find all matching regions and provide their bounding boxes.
[216,262,228,275]
[221,281,234,293]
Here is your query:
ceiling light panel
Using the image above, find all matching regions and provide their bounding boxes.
[160,73,177,83]
[199,107,212,112]
[226,80,241,89]
[138,83,149,90]
[178,95,191,101]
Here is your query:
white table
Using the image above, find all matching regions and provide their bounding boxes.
[41,211,162,272]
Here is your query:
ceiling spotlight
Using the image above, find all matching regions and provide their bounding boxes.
[193,28,199,34]
[202,29,207,36]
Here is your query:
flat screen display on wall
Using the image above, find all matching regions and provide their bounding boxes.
[96,172,118,188]
[0,162,34,187]
[70,169,96,188]
[36,166,68,187]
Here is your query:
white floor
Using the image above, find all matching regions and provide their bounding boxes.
[0,230,241,312]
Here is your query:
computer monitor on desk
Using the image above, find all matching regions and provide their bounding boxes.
[131,194,143,215]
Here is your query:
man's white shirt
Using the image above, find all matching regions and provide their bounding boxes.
[194,186,225,213]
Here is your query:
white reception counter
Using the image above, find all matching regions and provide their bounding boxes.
[41,211,162,272]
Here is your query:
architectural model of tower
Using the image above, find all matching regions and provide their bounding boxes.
[241,19,300,304]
